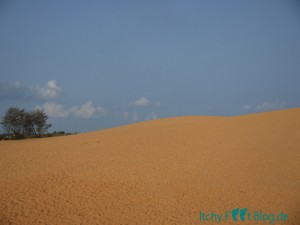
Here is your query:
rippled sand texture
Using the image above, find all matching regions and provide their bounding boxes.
[1,108,300,225]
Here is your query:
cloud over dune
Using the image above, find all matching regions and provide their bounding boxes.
[124,97,160,122]
[30,80,63,101]
[129,97,160,107]
[36,102,69,118]
[1,80,158,123]
[36,101,105,119]
[123,111,139,121]
[123,111,158,122]
[242,101,285,112]
[70,101,105,119]
[0,80,63,101]
[131,97,150,107]
[145,112,157,120]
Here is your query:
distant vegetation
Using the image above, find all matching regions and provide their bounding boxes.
[44,130,77,138]
[0,107,76,140]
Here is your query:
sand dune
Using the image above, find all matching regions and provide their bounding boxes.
[0,108,299,225]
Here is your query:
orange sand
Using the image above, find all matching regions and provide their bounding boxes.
[0,108,299,225]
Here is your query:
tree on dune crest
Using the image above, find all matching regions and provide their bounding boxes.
[1,107,25,139]
[32,108,51,136]
[1,107,51,139]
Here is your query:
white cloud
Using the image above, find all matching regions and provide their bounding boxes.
[123,111,158,122]
[131,97,149,107]
[0,80,64,101]
[145,112,157,120]
[70,100,104,119]
[31,80,63,100]
[123,111,139,121]
[242,101,285,112]
[255,102,285,111]
[242,105,252,110]
[36,100,105,119]
[36,102,69,118]
[129,97,161,107]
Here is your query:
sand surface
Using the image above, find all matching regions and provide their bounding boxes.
[0,108,300,225]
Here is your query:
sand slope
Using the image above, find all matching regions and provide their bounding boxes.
[0,108,299,225]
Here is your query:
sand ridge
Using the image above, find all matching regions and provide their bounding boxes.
[0,108,300,224]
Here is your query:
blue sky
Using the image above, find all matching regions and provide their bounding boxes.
[0,0,300,132]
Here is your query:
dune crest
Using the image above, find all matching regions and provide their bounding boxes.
[1,108,300,224]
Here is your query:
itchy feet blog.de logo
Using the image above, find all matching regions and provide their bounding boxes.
[198,208,288,224]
